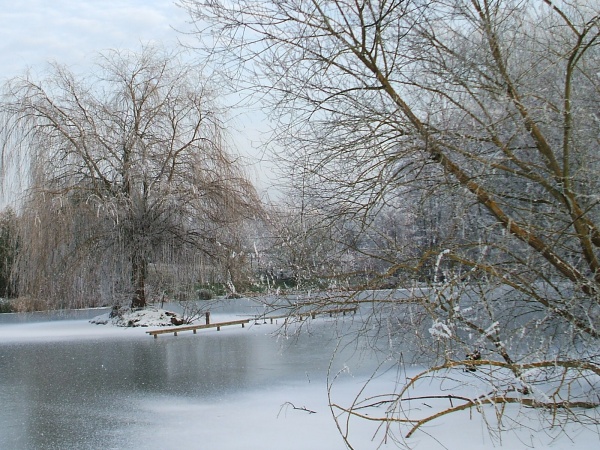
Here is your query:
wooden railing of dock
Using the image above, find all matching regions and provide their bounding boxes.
[147,305,358,338]
[257,305,358,324]
[147,319,250,339]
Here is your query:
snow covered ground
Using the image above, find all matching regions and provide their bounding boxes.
[0,310,598,449]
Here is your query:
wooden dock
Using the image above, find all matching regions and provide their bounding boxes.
[147,305,358,338]
[257,306,358,324]
[147,319,250,339]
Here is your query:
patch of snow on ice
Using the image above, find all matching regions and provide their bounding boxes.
[90,307,184,327]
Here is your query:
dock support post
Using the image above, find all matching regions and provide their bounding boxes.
[205,311,211,324]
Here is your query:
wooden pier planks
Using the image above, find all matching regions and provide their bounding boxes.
[147,319,249,339]
[258,306,358,324]
[147,305,358,338]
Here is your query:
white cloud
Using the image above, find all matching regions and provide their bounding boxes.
[0,0,190,79]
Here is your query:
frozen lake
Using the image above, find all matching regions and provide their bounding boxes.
[1,297,597,449]
[0,300,392,450]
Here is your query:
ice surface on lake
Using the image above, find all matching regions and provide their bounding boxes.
[0,309,598,449]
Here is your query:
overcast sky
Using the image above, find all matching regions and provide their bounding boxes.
[0,0,274,195]
[0,0,192,78]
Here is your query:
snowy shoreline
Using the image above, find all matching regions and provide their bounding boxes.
[0,308,249,344]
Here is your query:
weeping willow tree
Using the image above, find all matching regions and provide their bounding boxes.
[1,46,259,309]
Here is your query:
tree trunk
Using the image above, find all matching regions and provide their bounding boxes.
[131,252,147,309]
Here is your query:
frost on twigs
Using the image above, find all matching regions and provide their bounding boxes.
[331,359,600,446]
[278,401,317,416]
[428,319,453,340]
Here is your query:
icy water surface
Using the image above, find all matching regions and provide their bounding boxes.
[1,296,597,450]
[0,300,384,450]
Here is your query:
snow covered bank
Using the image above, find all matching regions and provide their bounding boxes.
[89,306,185,327]
[0,307,255,344]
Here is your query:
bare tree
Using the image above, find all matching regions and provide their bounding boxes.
[180,0,600,446]
[1,46,259,309]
